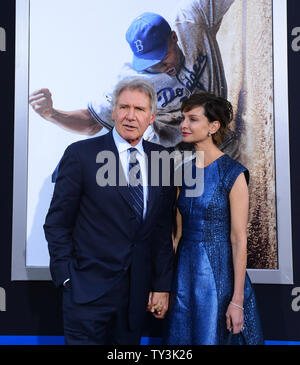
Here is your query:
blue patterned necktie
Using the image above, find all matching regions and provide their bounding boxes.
[128,147,144,224]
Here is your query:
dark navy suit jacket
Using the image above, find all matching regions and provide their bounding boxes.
[44,131,176,329]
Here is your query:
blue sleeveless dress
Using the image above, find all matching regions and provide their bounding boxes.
[164,154,264,345]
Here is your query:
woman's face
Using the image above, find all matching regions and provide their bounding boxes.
[180,106,218,144]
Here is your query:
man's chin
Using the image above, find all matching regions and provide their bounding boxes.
[123,133,141,145]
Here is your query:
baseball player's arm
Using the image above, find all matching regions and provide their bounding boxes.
[29,88,102,136]
[175,0,234,29]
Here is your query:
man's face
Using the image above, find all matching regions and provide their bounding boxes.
[146,32,182,76]
[112,88,156,146]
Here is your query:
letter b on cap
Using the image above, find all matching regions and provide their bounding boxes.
[134,40,143,53]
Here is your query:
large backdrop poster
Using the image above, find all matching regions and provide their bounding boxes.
[12,0,292,284]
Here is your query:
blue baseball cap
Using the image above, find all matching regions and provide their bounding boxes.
[126,12,171,72]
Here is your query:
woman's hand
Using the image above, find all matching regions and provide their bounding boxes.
[226,302,244,334]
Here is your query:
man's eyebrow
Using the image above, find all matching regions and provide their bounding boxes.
[119,103,146,110]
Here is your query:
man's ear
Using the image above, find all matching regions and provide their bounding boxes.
[111,109,115,121]
[170,31,178,43]
[149,113,156,125]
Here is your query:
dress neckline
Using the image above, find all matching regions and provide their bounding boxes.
[194,153,226,169]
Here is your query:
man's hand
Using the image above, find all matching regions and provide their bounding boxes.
[29,88,54,119]
[148,292,169,319]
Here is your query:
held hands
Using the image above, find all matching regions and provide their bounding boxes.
[226,301,244,334]
[29,88,54,119]
[147,292,169,319]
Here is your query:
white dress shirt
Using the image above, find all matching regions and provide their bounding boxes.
[112,127,148,219]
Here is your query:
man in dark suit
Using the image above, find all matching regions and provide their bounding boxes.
[44,77,176,345]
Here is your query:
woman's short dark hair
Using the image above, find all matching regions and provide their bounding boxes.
[181,92,233,145]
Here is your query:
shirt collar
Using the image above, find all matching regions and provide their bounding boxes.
[112,127,144,155]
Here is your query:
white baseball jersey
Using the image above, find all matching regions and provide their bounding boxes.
[88,0,234,148]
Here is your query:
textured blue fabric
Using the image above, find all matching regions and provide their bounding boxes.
[164,154,264,345]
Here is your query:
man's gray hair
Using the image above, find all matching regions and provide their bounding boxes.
[111,77,157,114]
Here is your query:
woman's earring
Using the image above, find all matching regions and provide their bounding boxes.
[208,132,211,137]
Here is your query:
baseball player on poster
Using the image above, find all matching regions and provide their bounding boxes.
[29,0,236,154]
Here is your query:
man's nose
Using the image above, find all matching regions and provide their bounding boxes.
[126,107,136,120]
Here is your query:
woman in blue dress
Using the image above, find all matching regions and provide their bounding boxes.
[163,92,264,345]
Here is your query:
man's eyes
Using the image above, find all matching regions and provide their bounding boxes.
[119,106,145,111]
